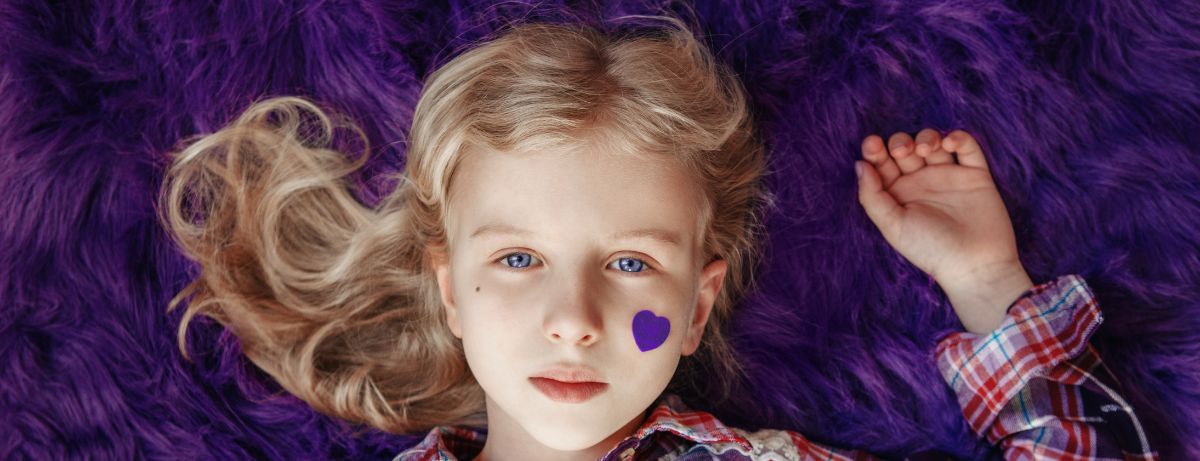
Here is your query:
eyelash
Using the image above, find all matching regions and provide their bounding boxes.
[493,251,653,275]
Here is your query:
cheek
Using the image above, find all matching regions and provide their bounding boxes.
[457,300,522,387]
[619,311,684,395]
[459,299,523,339]
[454,269,526,324]
[455,284,521,345]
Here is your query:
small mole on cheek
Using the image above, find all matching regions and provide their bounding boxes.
[475,286,480,292]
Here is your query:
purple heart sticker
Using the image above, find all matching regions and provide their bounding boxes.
[632,309,670,352]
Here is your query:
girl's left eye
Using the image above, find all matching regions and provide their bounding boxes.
[609,256,649,273]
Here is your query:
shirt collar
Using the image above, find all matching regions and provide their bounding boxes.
[616,393,752,456]
[396,393,751,461]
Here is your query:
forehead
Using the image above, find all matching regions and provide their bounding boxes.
[447,146,705,249]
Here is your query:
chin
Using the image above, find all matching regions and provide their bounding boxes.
[519,406,622,450]
[527,424,611,452]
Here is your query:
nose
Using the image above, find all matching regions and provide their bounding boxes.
[543,273,604,347]
[547,324,599,346]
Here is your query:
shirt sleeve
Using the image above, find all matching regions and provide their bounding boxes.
[934,274,1160,460]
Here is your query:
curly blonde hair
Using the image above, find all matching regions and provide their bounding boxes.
[158,15,775,434]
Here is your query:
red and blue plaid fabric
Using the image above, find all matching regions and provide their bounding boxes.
[394,274,1159,460]
[934,274,1158,460]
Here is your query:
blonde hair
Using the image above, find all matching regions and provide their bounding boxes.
[158,15,775,434]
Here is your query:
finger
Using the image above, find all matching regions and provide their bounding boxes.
[861,134,902,189]
[856,160,903,234]
[915,128,953,165]
[888,131,926,175]
[942,130,989,171]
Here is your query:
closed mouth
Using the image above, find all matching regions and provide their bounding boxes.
[529,377,609,403]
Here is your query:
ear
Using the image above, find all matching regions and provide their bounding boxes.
[682,258,727,356]
[428,245,463,339]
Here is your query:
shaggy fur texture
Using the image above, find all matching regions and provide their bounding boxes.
[2,1,1197,459]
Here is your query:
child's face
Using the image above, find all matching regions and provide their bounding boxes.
[429,144,727,454]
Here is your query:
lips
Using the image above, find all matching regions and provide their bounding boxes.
[529,377,609,403]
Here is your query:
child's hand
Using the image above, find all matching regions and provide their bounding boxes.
[855,129,1033,334]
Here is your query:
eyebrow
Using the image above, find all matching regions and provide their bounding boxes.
[469,223,684,248]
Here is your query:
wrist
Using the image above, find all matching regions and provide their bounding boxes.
[939,264,1034,335]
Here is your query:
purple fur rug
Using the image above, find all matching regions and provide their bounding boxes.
[2,1,1198,459]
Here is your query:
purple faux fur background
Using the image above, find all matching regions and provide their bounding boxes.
[2,0,1198,459]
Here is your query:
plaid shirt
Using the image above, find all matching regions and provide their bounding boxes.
[394,274,1159,460]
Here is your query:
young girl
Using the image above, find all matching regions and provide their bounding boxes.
[158,16,1159,461]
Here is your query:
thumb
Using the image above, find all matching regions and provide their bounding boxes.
[855,161,902,233]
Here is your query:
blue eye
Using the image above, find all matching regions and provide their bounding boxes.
[613,257,647,273]
[500,252,538,269]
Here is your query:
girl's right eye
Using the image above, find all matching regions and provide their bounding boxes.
[497,252,540,270]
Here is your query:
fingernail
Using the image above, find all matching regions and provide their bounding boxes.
[855,162,863,178]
